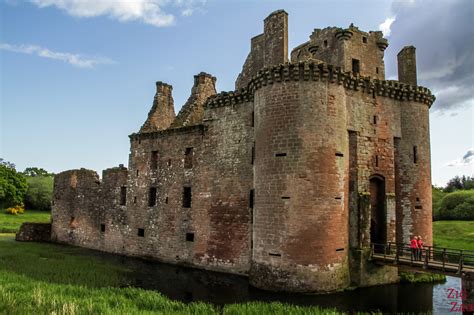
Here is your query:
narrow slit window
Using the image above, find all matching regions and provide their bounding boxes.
[376,67,379,74]
[168,159,172,167]
[120,186,127,205]
[184,148,193,169]
[269,253,281,257]
[275,153,287,157]
[100,224,105,233]
[151,151,159,169]
[183,186,192,208]
[413,146,418,164]
[251,146,255,165]
[136,169,139,176]
[251,111,255,127]
[375,155,379,167]
[148,187,157,207]
[281,196,290,200]
[373,115,377,125]
[249,189,254,209]
[133,196,137,204]
[336,248,344,252]
[137,228,145,237]
[335,152,344,157]
[352,59,360,74]
[165,196,169,204]
[186,233,194,242]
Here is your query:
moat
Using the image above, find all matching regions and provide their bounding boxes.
[84,248,461,314]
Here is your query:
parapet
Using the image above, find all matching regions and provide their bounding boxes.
[207,61,435,109]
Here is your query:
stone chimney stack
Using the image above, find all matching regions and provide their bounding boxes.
[171,72,217,128]
[140,81,176,133]
[397,46,417,86]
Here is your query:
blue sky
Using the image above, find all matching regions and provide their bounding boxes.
[1,0,472,186]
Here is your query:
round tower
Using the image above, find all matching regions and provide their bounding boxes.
[395,47,433,246]
[250,63,350,293]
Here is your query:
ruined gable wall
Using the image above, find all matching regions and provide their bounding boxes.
[51,169,102,248]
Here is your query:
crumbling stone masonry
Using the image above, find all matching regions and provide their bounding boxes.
[51,10,435,293]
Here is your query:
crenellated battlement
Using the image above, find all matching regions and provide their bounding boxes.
[206,61,435,109]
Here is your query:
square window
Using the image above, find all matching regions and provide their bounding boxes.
[138,228,145,237]
[186,233,194,242]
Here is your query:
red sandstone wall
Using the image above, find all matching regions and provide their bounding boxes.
[251,78,350,293]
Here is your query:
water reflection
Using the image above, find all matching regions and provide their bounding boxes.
[91,251,461,313]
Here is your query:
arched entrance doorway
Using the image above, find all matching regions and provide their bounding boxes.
[370,175,386,248]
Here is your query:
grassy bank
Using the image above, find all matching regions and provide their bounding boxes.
[433,220,474,251]
[0,210,50,233]
[0,234,335,314]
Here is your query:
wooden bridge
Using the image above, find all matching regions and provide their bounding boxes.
[370,242,474,276]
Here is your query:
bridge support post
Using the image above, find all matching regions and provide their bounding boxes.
[462,272,474,315]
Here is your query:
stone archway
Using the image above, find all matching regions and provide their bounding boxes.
[370,175,386,247]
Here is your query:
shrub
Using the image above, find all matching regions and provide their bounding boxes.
[438,190,474,220]
[5,204,25,215]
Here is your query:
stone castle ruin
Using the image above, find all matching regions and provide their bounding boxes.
[51,10,435,293]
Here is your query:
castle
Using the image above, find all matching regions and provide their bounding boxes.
[51,10,435,293]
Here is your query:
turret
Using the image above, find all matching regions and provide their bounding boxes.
[171,72,216,128]
[140,81,175,133]
[397,46,417,86]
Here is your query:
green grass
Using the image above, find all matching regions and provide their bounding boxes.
[0,210,51,233]
[433,220,474,251]
[0,233,336,314]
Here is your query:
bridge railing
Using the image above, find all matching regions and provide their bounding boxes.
[370,242,474,274]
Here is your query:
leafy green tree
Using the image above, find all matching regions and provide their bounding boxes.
[24,176,54,210]
[0,159,28,208]
[444,175,474,192]
[22,167,53,177]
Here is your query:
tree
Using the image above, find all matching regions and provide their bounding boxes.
[0,159,28,208]
[22,167,53,177]
[444,175,474,192]
[24,176,53,210]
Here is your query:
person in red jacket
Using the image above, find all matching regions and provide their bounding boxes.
[417,236,424,261]
[410,236,418,261]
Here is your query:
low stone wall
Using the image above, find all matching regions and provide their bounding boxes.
[16,223,51,242]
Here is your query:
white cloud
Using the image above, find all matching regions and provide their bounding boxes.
[27,0,206,27]
[379,16,396,37]
[0,43,115,68]
[446,149,474,167]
